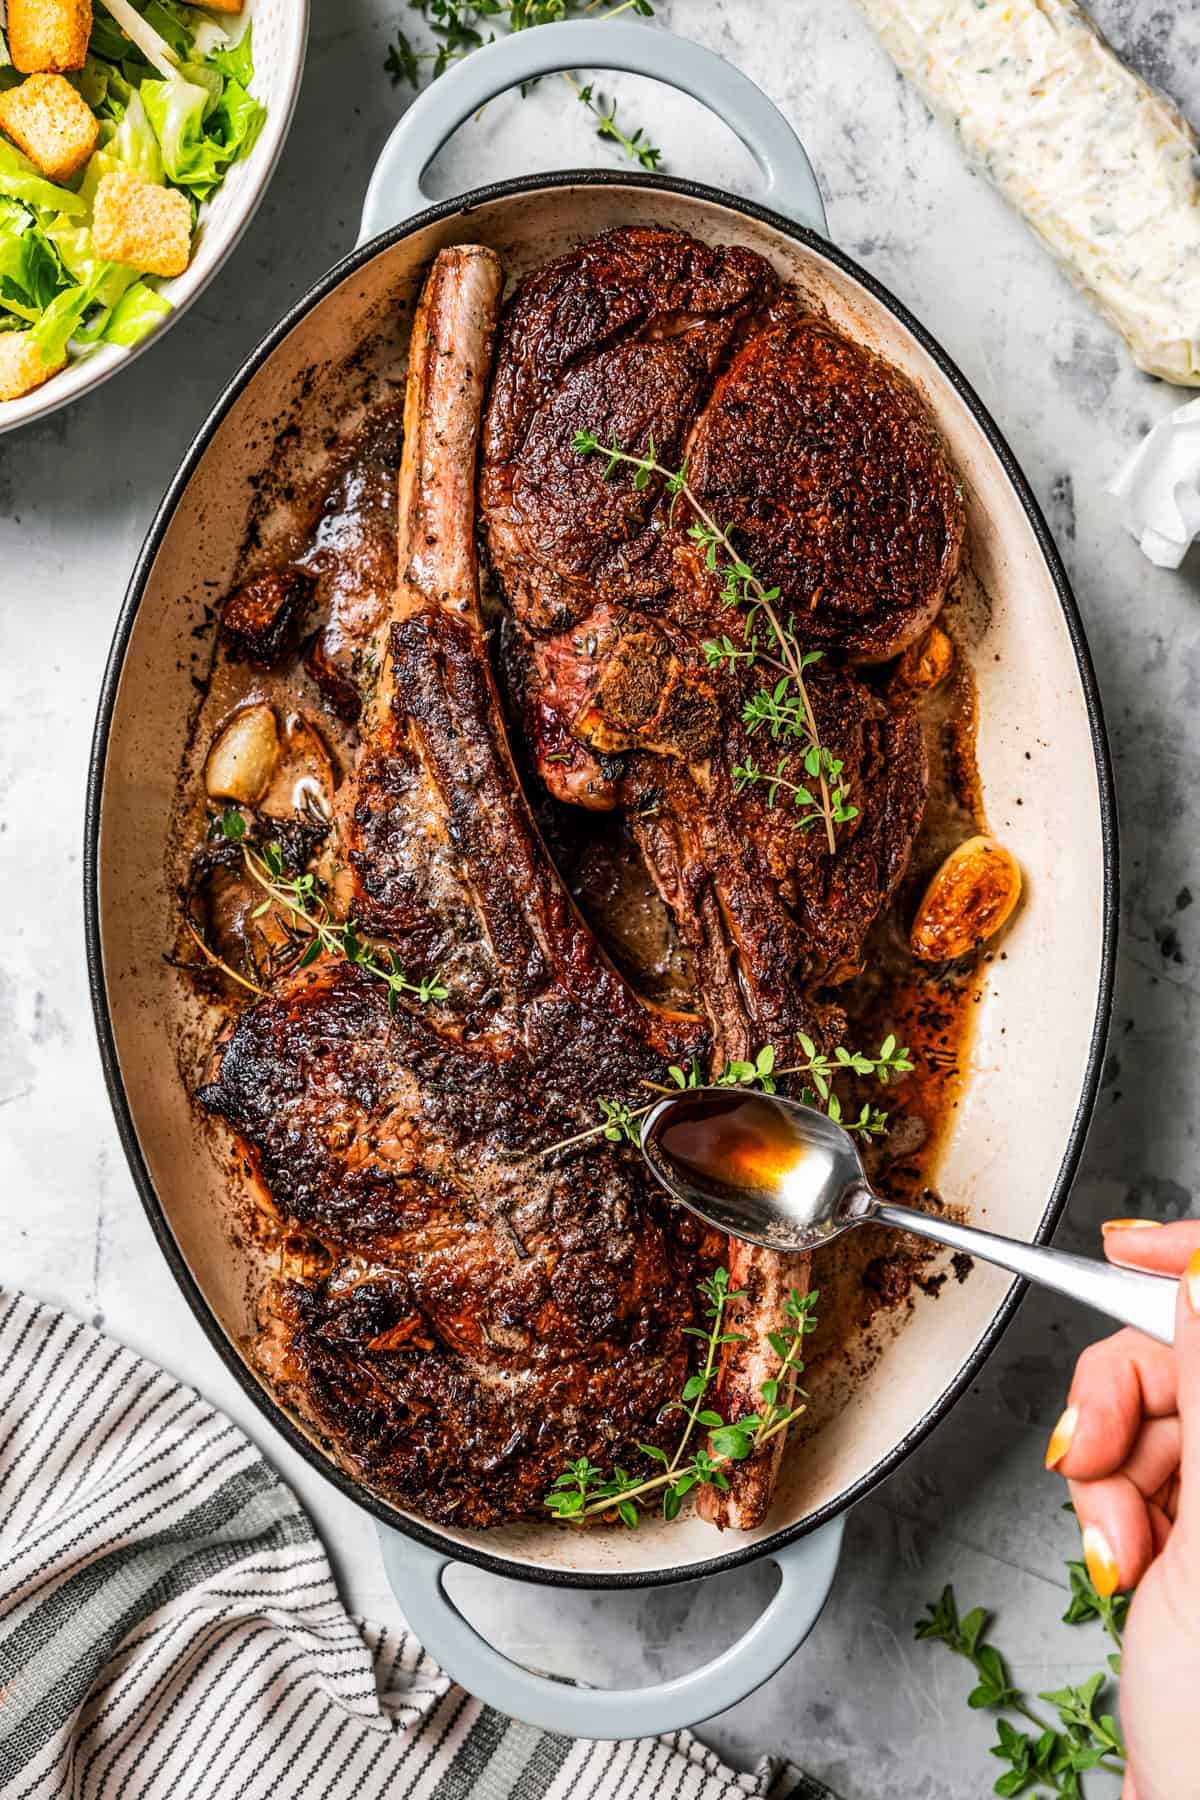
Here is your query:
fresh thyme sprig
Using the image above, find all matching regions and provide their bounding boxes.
[572,429,854,852]
[180,914,268,1000]
[239,840,448,1010]
[539,1034,914,1159]
[916,1566,1128,1794]
[566,74,662,169]
[384,1,663,171]
[544,1269,818,1526]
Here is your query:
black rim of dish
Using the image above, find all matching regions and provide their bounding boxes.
[84,169,1120,1591]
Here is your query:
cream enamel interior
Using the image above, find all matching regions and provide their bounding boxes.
[95,184,1109,1580]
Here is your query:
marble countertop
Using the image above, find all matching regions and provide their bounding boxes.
[3,2,1198,1793]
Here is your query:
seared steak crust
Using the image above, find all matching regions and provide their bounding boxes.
[481,226,774,632]
[349,610,695,1050]
[480,230,950,1035]
[480,227,959,1529]
[259,1233,705,1527]
[200,247,717,1528]
[686,304,964,662]
[204,957,714,1526]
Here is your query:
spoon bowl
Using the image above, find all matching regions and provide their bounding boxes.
[641,1088,871,1254]
[641,1088,1181,1345]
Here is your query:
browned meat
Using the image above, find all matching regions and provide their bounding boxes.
[480,226,774,633]
[204,957,715,1525]
[480,225,955,1529]
[297,413,403,724]
[200,246,717,1528]
[304,632,364,723]
[480,228,945,1016]
[525,610,928,1005]
[222,568,312,668]
[685,304,964,663]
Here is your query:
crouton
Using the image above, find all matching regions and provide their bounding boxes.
[0,332,65,402]
[0,74,98,181]
[92,169,192,279]
[7,0,92,74]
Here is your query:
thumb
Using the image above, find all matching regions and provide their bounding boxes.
[1171,1249,1200,1550]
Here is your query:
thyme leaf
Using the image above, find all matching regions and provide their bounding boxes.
[241,842,448,1008]
[544,1270,817,1526]
[567,75,662,170]
[916,1557,1128,1793]
[572,429,851,852]
[384,1,662,170]
[538,1035,913,1159]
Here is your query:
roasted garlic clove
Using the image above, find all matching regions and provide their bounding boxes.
[259,713,336,822]
[204,702,279,805]
[894,624,954,695]
[910,834,1022,961]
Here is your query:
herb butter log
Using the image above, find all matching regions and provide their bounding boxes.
[853,0,1200,385]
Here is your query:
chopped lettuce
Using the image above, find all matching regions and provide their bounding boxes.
[141,77,218,193]
[209,28,256,91]
[70,56,134,123]
[32,284,98,366]
[0,143,88,216]
[142,58,265,201]
[102,278,173,345]
[141,1,198,61]
[179,59,223,117]
[105,87,166,184]
[88,15,140,67]
[216,73,267,161]
[0,202,65,321]
[0,3,266,396]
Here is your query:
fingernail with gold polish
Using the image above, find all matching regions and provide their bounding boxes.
[1045,1405,1078,1470]
[1187,1249,1200,1315]
[1082,1524,1120,1598]
[1103,1219,1161,1231]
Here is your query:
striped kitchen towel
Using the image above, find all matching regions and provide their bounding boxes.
[0,1290,836,1800]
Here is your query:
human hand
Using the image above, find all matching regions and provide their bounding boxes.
[1046,1222,1200,1800]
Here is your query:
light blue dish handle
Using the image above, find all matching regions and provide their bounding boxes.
[377,1515,844,1738]
[358,19,827,244]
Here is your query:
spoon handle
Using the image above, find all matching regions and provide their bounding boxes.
[872,1201,1179,1345]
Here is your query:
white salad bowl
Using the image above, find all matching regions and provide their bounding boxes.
[0,0,307,435]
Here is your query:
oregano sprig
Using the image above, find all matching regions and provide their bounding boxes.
[572,428,855,853]
[544,1269,818,1526]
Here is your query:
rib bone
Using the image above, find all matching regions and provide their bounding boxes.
[201,247,715,1529]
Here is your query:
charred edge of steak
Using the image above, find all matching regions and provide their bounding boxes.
[222,568,314,669]
[683,303,965,662]
[480,228,781,633]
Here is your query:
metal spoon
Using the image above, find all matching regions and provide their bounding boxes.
[640,1088,1179,1345]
